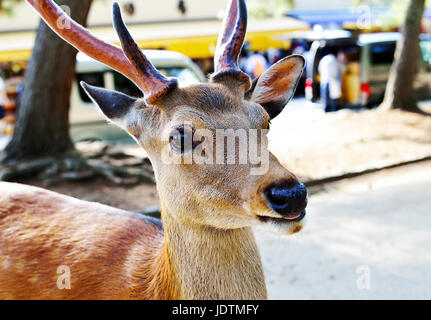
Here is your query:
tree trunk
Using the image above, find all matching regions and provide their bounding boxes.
[1,0,92,163]
[379,0,425,112]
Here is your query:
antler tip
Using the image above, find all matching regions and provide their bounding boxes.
[211,0,250,90]
[79,81,89,90]
[112,2,123,24]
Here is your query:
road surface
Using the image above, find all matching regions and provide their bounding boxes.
[255,161,431,299]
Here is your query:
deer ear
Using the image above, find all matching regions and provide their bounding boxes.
[246,55,305,119]
[80,82,137,126]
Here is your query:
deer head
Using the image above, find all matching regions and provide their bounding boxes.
[27,0,307,234]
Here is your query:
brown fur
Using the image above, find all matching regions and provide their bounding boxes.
[0,182,178,300]
[0,180,268,300]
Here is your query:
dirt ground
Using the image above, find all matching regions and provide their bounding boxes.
[16,108,431,213]
[20,177,160,213]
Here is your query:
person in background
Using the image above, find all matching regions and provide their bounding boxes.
[0,74,11,120]
[15,81,24,111]
[318,49,342,112]
[239,48,249,74]
[292,42,308,96]
[244,51,268,78]
[266,48,281,65]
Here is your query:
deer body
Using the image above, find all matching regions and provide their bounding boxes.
[0,0,308,299]
[0,182,265,299]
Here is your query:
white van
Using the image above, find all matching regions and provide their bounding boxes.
[70,50,206,142]
[302,32,431,108]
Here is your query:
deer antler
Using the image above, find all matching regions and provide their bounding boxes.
[26,0,177,104]
[112,3,177,103]
[212,0,251,90]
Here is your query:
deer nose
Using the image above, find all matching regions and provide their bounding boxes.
[264,182,307,218]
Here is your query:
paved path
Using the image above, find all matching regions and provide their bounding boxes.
[254,161,431,299]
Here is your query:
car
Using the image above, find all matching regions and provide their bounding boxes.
[297,31,431,108]
[70,50,206,141]
[358,32,431,106]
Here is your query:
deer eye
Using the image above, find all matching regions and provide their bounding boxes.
[169,127,201,153]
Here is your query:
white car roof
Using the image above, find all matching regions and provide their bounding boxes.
[76,50,205,81]
[358,32,401,45]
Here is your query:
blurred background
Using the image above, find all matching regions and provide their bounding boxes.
[0,0,430,299]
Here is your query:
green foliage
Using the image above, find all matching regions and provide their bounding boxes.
[247,0,294,19]
[0,0,22,16]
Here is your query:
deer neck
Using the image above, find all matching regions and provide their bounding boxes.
[159,206,267,300]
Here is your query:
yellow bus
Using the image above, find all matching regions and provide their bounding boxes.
[0,17,309,63]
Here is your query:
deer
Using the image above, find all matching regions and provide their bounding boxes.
[0,0,307,300]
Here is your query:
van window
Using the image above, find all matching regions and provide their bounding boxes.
[112,71,143,98]
[158,67,201,87]
[370,43,396,65]
[112,67,201,96]
[76,72,105,103]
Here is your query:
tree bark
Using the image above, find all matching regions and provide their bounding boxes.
[379,0,425,112]
[1,0,92,163]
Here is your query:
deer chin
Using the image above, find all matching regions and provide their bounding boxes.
[257,211,306,235]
